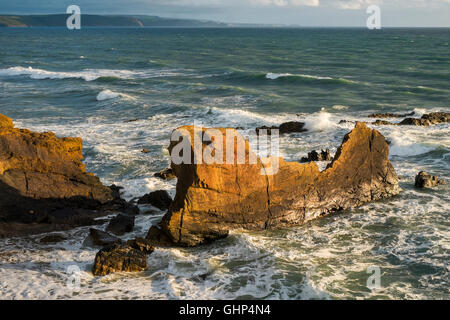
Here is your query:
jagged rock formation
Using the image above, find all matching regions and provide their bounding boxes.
[369,111,415,118]
[158,122,400,246]
[256,121,307,135]
[415,171,446,188]
[372,112,450,126]
[300,149,333,163]
[0,113,127,237]
[92,244,148,276]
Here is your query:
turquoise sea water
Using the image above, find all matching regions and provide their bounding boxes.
[0,28,449,299]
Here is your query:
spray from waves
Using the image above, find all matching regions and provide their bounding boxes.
[0,66,189,82]
[332,105,349,110]
[304,109,336,132]
[388,130,434,157]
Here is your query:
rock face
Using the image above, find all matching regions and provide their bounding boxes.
[127,237,155,254]
[415,171,445,188]
[154,168,176,180]
[138,190,173,211]
[369,111,415,118]
[300,149,332,163]
[159,122,400,246]
[92,244,148,276]
[0,113,124,236]
[88,228,122,247]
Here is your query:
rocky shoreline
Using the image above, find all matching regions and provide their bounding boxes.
[0,111,447,276]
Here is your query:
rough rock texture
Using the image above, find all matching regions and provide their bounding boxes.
[137,190,173,211]
[300,149,332,163]
[92,244,148,276]
[106,214,135,235]
[0,113,127,236]
[127,237,155,254]
[145,226,174,247]
[88,228,122,247]
[159,122,400,246]
[40,234,67,243]
[415,171,446,188]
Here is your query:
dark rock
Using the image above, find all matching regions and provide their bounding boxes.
[300,149,332,163]
[137,190,172,211]
[123,204,140,215]
[256,121,307,135]
[399,118,430,126]
[158,122,400,246]
[106,214,135,235]
[368,111,415,118]
[154,168,176,181]
[92,244,148,276]
[89,228,122,247]
[421,112,450,125]
[123,119,139,123]
[141,149,150,154]
[373,120,395,126]
[255,125,278,135]
[339,120,355,124]
[40,234,67,243]
[415,171,446,188]
[127,237,155,254]
[145,226,174,247]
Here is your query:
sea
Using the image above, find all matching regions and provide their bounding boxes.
[0,27,449,299]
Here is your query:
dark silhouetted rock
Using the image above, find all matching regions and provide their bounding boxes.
[40,234,67,243]
[137,190,172,211]
[373,120,395,126]
[415,171,446,188]
[158,122,400,246]
[106,214,135,235]
[369,111,415,118]
[127,237,155,254]
[256,121,307,135]
[300,149,332,163]
[141,149,150,154]
[89,228,122,247]
[154,168,176,180]
[92,244,148,276]
[146,226,174,247]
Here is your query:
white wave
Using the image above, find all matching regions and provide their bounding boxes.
[389,131,433,157]
[265,72,292,80]
[265,72,333,80]
[332,105,349,110]
[0,66,188,82]
[304,110,335,132]
[96,89,121,101]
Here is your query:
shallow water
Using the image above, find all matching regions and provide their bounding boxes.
[0,28,449,300]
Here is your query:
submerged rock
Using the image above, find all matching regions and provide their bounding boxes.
[0,113,130,237]
[158,122,400,247]
[300,149,332,163]
[154,168,176,180]
[137,190,172,211]
[106,214,135,236]
[415,171,446,188]
[368,111,415,118]
[88,228,122,247]
[372,112,449,126]
[40,234,67,244]
[92,244,148,276]
[256,121,307,135]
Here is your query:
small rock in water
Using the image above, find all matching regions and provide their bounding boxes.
[137,190,173,211]
[368,111,415,118]
[88,228,122,247]
[40,234,67,244]
[141,148,150,154]
[92,244,148,276]
[154,168,176,180]
[127,237,155,254]
[300,149,333,163]
[415,171,445,188]
[106,214,135,235]
[256,121,307,135]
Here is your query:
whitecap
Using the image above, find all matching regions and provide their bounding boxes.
[96,89,120,101]
[304,110,335,132]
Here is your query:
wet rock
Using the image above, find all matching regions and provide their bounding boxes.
[145,226,174,247]
[137,190,172,211]
[127,237,155,254]
[0,113,131,236]
[88,228,122,247]
[368,111,415,118]
[372,120,395,126]
[92,244,148,276]
[300,149,332,163]
[123,119,139,123]
[154,168,176,181]
[421,112,450,125]
[40,234,67,243]
[398,118,430,126]
[106,214,135,235]
[158,122,400,246]
[339,120,355,124]
[141,149,150,154]
[256,121,307,135]
[415,171,446,188]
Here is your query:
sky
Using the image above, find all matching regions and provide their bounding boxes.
[0,0,449,27]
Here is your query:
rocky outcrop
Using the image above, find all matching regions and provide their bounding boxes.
[154,168,176,180]
[415,171,446,188]
[106,214,135,235]
[88,228,122,247]
[256,121,307,135]
[92,244,148,276]
[369,111,415,118]
[127,237,155,254]
[300,149,332,163]
[158,122,400,246]
[138,190,173,211]
[372,112,450,126]
[0,113,128,237]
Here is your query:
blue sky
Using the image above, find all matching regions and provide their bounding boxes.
[1,0,449,27]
